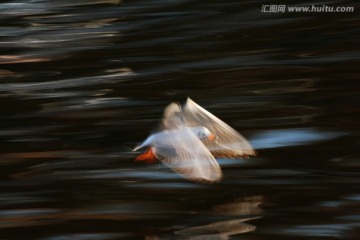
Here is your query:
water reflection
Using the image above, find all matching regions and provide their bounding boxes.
[0,0,358,239]
[212,196,262,216]
[0,208,61,228]
[285,223,360,238]
[250,128,346,149]
[0,194,262,239]
[174,219,257,239]
[147,196,262,239]
[41,233,125,240]
[0,69,133,92]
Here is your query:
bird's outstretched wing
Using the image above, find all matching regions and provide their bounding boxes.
[183,98,255,158]
[161,102,183,130]
[152,127,222,183]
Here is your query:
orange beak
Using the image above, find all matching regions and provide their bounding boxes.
[208,133,216,141]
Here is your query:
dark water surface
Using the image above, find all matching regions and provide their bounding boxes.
[0,0,359,239]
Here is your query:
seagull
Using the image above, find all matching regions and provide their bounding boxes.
[133,98,255,183]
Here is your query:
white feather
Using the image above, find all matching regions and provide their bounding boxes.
[183,98,255,156]
[150,127,222,183]
[133,98,255,183]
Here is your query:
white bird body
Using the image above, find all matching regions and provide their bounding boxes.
[133,126,212,151]
[133,98,255,183]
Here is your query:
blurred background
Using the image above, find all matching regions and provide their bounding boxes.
[0,0,359,239]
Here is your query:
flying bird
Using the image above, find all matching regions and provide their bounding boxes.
[133,98,255,183]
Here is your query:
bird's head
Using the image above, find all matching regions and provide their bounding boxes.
[190,126,216,141]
